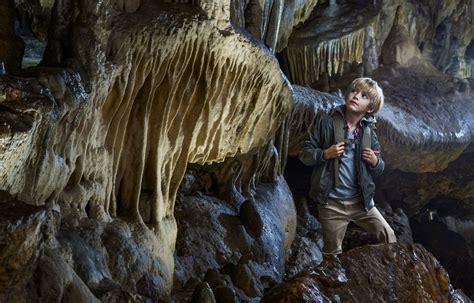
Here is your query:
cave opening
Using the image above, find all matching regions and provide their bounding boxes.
[14,2,48,68]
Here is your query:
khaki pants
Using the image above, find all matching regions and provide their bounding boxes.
[318,197,397,256]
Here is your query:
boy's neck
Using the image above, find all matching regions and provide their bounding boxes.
[344,108,365,128]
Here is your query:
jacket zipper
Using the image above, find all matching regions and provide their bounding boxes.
[358,127,368,212]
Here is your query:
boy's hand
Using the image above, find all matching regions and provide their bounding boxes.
[323,142,345,160]
[362,148,379,167]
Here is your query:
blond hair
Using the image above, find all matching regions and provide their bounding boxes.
[346,77,384,113]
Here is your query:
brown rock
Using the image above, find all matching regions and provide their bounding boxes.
[381,6,422,67]
[0,193,52,302]
[263,243,453,302]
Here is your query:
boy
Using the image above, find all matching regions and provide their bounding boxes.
[299,77,396,256]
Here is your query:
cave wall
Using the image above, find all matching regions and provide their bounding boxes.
[280,0,473,85]
[0,0,296,297]
[0,0,473,301]
[279,1,473,298]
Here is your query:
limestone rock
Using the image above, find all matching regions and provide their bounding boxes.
[35,249,100,303]
[174,176,296,301]
[373,64,473,173]
[229,0,319,52]
[283,2,381,85]
[267,0,320,52]
[287,85,343,155]
[0,193,53,302]
[412,208,474,299]
[381,6,422,67]
[1,0,473,301]
[15,0,55,41]
[284,196,324,279]
[262,243,453,302]
[287,72,474,174]
[0,1,293,294]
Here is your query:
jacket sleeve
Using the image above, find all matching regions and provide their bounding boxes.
[298,116,328,167]
[368,127,385,177]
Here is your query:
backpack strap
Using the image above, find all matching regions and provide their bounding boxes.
[332,111,344,187]
[361,124,373,149]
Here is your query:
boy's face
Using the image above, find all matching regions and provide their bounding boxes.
[345,86,373,115]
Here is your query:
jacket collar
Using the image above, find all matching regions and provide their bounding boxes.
[334,104,376,126]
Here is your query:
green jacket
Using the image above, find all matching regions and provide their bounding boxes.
[298,105,385,210]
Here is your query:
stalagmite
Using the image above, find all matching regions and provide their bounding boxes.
[381,5,421,67]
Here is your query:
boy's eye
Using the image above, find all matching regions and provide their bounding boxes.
[351,89,357,93]
[362,94,368,99]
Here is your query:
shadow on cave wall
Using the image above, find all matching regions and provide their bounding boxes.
[411,210,474,298]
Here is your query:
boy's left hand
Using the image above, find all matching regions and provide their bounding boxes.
[362,148,379,167]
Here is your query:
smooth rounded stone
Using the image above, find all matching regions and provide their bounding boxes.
[239,198,263,239]
[377,144,474,216]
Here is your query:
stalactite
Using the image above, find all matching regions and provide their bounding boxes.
[0,1,292,292]
[284,23,370,85]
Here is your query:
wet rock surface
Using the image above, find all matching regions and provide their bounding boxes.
[173,175,296,302]
[0,192,53,302]
[285,196,324,279]
[408,166,474,300]
[263,243,453,302]
[0,192,173,302]
[0,0,473,301]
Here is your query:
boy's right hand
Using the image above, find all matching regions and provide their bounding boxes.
[323,142,345,160]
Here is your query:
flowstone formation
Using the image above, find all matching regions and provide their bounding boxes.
[0,0,296,300]
[283,1,381,85]
[281,0,473,87]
